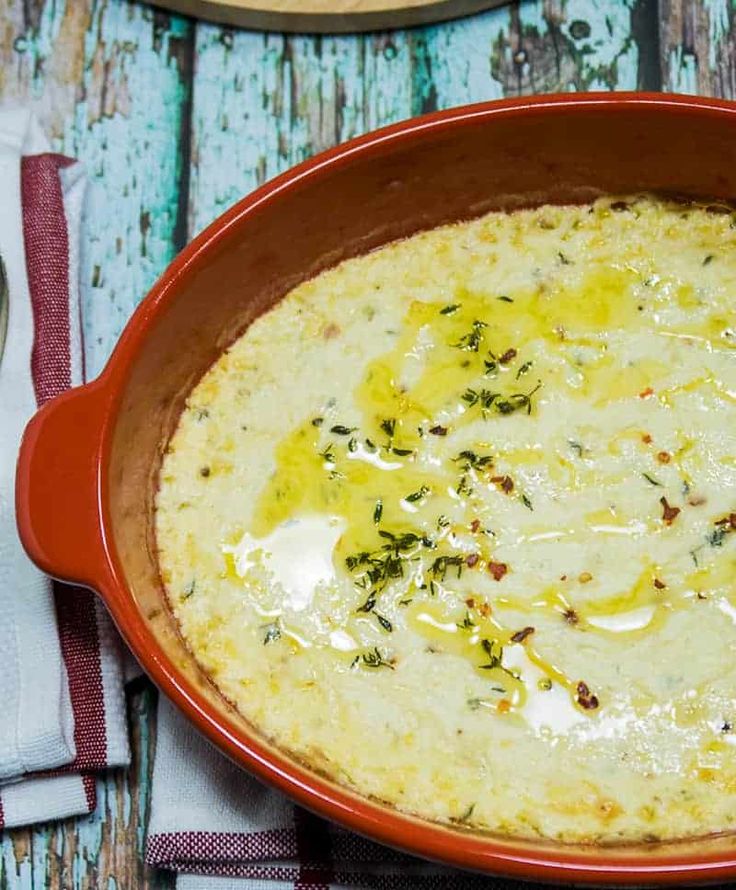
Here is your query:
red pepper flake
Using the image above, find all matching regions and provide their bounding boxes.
[466,553,480,568]
[491,475,514,494]
[465,597,476,609]
[478,602,492,618]
[470,518,481,533]
[660,496,681,525]
[639,387,654,398]
[563,609,579,625]
[641,433,652,444]
[497,699,511,714]
[559,574,568,581]
[653,578,666,590]
[429,425,448,436]
[688,494,707,507]
[510,626,535,643]
[656,451,671,464]
[488,561,508,581]
[499,348,518,365]
[576,681,599,710]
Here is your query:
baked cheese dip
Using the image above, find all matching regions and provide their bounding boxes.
[156,197,736,843]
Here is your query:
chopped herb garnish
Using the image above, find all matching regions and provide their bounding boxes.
[330,424,356,435]
[453,450,494,471]
[430,554,464,580]
[440,303,460,315]
[642,472,663,487]
[311,417,324,427]
[558,251,571,265]
[364,438,377,452]
[194,407,210,421]
[520,493,534,511]
[452,320,487,352]
[182,579,196,600]
[375,613,393,632]
[261,621,282,645]
[361,647,394,669]
[373,499,383,525]
[457,611,476,630]
[516,360,533,379]
[456,803,475,824]
[392,447,414,456]
[319,445,336,464]
[348,437,358,452]
[405,485,430,503]
[380,418,396,438]
[199,466,211,478]
[357,593,376,613]
[398,598,413,606]
[497,295,514,303]
[436,514,450,529]
[703,254,715,266]
[568,439,584,457]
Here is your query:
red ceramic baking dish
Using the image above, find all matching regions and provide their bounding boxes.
[15,93,736,883]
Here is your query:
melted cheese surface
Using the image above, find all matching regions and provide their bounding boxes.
[156,197,736,843]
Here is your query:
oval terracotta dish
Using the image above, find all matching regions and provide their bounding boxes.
[16,93,736,884]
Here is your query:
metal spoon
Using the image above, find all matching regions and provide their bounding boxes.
[0,256,7,365]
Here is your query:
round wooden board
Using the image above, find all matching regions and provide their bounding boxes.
[152,0,500,33]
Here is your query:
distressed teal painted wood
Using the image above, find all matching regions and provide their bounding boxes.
[188,0,651,236]
[660,0,736,96]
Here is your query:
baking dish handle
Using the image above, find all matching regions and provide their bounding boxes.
[15,381,112,590]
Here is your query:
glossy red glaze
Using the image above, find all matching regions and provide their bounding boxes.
[16,93,736,884]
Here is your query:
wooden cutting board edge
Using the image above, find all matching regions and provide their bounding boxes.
[152,0,501,33]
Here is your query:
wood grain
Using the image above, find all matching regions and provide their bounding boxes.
[154,0,501,33]
[660,0,735,96]
[1,0,733,886]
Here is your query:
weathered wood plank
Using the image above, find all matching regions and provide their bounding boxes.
[660,0,735,96]
[0,2,191,888]
[188,0,654,236]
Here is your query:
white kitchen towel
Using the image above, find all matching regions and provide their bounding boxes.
[0,108,129,829]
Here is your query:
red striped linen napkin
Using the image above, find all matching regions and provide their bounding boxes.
[0,108,128,829]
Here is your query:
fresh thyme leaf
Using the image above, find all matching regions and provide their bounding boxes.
[496,295,514,303]
[436,514,450,529]
[516,360,533,379]
[708,527,729,547]
[311,417,324,427]
[357,593,376,613]
[430,554,464,580]
[457,803,476,824]
[405,485,430,503]
[456,474,473,496]
[364,438,377,452]
[380,418,396,438]
[642,472,663,487]
[194,407,210,421]
[568,439,584,457]
[330,424,356,435]
[319,445,336,464]
[440,303,460,315]
[703,254,715,266]
[452,320,488,352]
[261,621,282,645]
[558,251,571,265]
[361,647,394,669]
[399,598,413,606]
[182,579,196,600]
[375,612,393,632]
[520,493,533,511]
[457,611,475,630]
[348,437,358,452]
[392,447,414,456]
[373,499,383,524]
[453,450,494,471]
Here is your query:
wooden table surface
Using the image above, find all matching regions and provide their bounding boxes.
[0,0,734,886]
